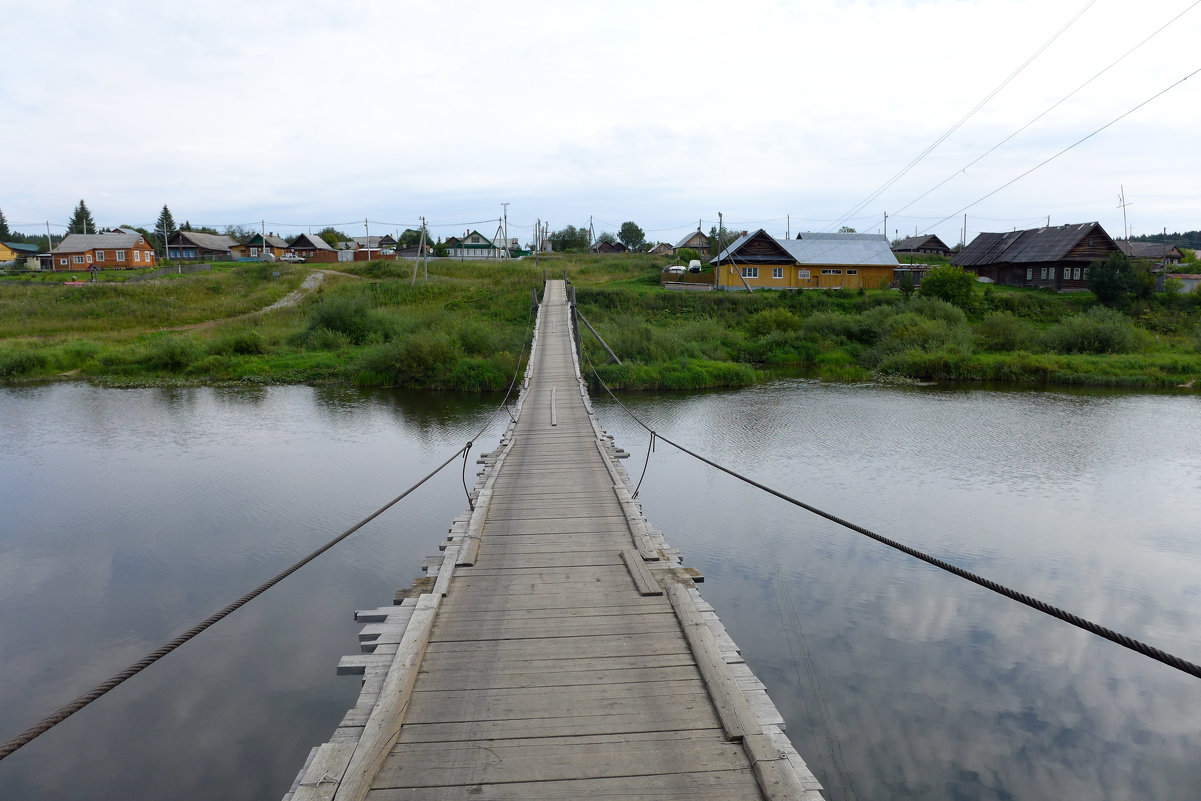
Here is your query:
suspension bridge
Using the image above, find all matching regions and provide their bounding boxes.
[282,279,823,800]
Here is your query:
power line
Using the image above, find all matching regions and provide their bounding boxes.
[891,0,1201,218]
[828,0,1098,233]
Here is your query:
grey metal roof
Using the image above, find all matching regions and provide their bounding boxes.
[953,222,1111,266]
[713,229,899,266]
[53,233,147,252]
[675,230,708,249]
[1117,240,1180,259]
[353,235,397,248]
[176,231,238,251]
[289,232,334,251]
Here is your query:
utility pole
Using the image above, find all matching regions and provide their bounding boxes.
[715,211,723,289]
[786,214,790,239]
[962,213,967,248]
[364,218,370,261]
[261,219,266,260]
[1117,186,1133,242]
[502,202,510,259]
[883,211,887,240]
[588,216,594,251]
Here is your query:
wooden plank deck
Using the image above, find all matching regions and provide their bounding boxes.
[284,281,823,801]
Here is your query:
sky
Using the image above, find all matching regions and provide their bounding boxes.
[2,0,1199,248]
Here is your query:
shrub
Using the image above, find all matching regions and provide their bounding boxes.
[0,348,48,378]
[306,295,396,345]
[919,264,976,308]
[208,329,266,355]
[146,335,202,370]
[908,296,966,326]
[975,312,1030,351]
[1041,307,1138,354]
[355,333,460,387]
[744,308,802,338]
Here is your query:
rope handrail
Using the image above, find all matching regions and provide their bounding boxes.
[0,445,470,762]
[580,347,1201,681]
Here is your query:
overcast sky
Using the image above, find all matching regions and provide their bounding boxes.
[3,0,1198,247]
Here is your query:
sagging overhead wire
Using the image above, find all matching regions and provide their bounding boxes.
[827,0,1098,233]
[891,0,1201,219]
[578,348,1201,682]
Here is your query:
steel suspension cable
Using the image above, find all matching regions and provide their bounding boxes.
[581,355,1201,682]
[0,445,470,763]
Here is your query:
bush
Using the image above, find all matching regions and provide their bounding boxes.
[0,348,48,378]
[919,264,976,308]
[146,335,202,370]
[1041,307,1138,354]
[975,312,1030,351]
[208,329,266,355]
[306,295,396,345]
[355,333,460,387]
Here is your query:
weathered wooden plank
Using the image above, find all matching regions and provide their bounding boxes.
[423,630,691,661]
[290,741,356,801]
[621,546,664,596]
[365,769,763,801]
[412,663,702,692]
[428,611,681,643]
[667,583,762,742]
[374,731,747,788]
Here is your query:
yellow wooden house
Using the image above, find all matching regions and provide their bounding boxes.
[713,229,898,290]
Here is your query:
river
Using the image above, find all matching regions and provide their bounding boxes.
[1,381,1199,800]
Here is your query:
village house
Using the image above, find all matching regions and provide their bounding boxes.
[1117,240,1184,265]
[893,234,951,258]
[591,240,627,254]
[674,228,710,258]
[231,232,288,261]
[166,231,238,261]
[1,241,39,265]
[648,242,674,256]
[952,222,1119,291]
[50,232,156,271]
[446,230,501,258]
[712,229,898,290]
[286,232,338,263]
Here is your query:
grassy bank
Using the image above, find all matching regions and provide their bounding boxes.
[2,254,1199,391]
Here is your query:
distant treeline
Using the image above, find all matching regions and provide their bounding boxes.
[1131,230,1201,250]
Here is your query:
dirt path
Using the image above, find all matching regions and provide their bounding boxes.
[171,269,345,332]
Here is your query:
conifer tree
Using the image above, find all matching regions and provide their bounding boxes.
[0,208,11,240]
[155,205,178,238]
[67,200,96,234]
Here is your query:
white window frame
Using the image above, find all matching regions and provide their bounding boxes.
[134,250,141,262]
[1073,267,1081,280]
[741,266,758,279]
[95,250,105,262]
[847,269,858,275]
[1026,268,1032,280]
[772,267,783,279]
[1040,267,1047,279]
[116,250,126,261]
[85,254,92,264]
[60,258,68,266]
[798,269,810,279]
[821,268,842,275]
[1048,267,1055,279]
[73,255,85,264]
[1083,267,1090,280]
[250,247,258,257]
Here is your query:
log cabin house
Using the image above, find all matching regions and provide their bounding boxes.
[951,222,1119,291]
[286,232,338,263]
[50,232,156,271]
[893,234,951,258]
[673,228,710,257]
[166,231,238,261]
[231,232,288,261]
[712,229,898,290]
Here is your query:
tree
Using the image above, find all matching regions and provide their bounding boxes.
[548,225,589,252]
[317,226,349,248]
[899,270,915,300]
[398,228,424,248]
[1087,252,1139,309]
[0,208,10,240]
[595,231,617,246]
[155,205,177,240]
[919,264,975,308]
[838,226,857,233]
[67,200,96,234]
[617,221,646,251]
[708,224,740,259]
[677,247,701,266]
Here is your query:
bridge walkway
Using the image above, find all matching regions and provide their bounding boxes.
[285,280,822,801]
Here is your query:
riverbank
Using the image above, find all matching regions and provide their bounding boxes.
[2,254,1199,391]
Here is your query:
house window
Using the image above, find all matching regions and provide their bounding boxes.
[741,266,758,279]
[134,250,141,262]
[116,250,126,261]
[85,254,92,263]
[1048,267,1055,279]
[1073,267,1081,280]
[471,236,480,243]
[95,250,105,261]
[798,269,810,279]
[772,267,783,279]
[250,248,258,257]
[60,258,68,265]
[1040,267,1047,279]
[1026,268,1032,280]
[73,256,85,264]
[821,268,842,275]
[1083,267,1090,279]
[847,269,858,275]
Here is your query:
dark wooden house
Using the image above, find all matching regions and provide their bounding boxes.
[167,231,238,261]
[893,234,951,258]
[592,240,628,254]
[951,222,1119,291]
[287,232,338,263]
[1117,240,1184,265]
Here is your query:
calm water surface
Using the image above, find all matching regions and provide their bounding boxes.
[1,381,1199,800]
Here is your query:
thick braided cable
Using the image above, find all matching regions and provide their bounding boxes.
[0,445,469,762]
